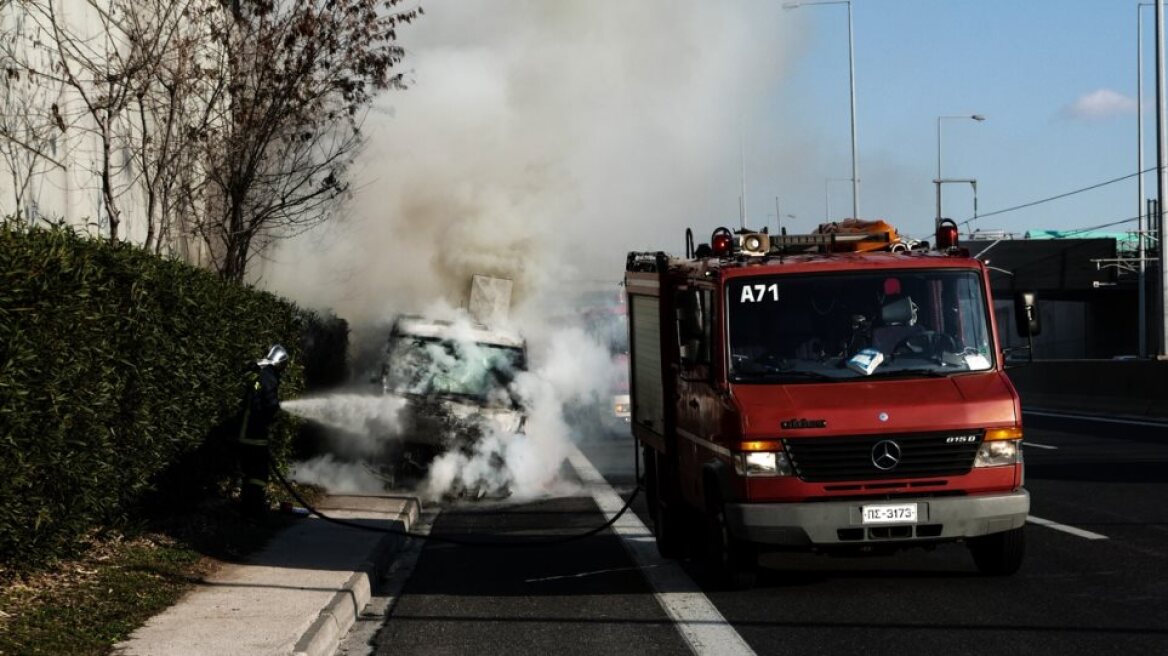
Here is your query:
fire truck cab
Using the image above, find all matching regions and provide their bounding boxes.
[625,221,1029,587]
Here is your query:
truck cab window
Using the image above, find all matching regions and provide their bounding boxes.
[676,288,711,366]
[727,270,994,382]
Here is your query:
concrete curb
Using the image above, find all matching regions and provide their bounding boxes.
[292,499,421,656]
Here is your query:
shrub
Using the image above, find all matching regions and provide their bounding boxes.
[0,221,344,570]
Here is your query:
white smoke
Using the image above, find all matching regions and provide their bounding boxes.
[264,1,800,499]
[260,0,801,320]
[418,324,614,501]
[290,455,390,494]
[281,307,618,501]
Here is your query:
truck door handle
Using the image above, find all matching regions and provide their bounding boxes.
[688,400,699,408]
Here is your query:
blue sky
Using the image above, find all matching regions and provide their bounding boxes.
[273,1,1161,308]
[768,0,1150,241]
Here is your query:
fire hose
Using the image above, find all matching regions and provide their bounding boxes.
[268,444,643,548]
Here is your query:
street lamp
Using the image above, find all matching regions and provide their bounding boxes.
[935,114,985,230]
[784,0,859,220]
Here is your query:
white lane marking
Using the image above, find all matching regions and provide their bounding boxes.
[1022,441,1058,450]
[567,446,757,656]
[1023,409,1168,428]
[1027,515,1109,540]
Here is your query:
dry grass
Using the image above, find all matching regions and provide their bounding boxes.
[0,483,324,656]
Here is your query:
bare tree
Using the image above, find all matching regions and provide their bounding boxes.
[198,0,421,282]
[22,0,192,242]
[0,1,65,220]
[125,0,224,254]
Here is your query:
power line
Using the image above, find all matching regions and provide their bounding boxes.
[1059,215,1142,235]
[957,166,1158,227]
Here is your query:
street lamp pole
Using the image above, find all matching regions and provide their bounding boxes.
[846,0,859,220]
[1158,0,1168,356]
[1139,2,1151,358]
[935,114,986,231]
[785,0,859,219]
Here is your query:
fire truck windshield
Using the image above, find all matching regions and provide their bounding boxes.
[727,269,994,383]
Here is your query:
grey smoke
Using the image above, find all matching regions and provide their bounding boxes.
[260,0,801,320]
[264,1,802,499]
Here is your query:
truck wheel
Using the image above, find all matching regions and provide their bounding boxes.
[968,527,1025,576]
[704,492,757,589]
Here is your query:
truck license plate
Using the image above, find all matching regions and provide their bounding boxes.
[861,503,918,525]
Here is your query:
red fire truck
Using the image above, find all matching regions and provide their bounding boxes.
[625,221,1032,587]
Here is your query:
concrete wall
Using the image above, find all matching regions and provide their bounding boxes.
[1007,360,1168,419]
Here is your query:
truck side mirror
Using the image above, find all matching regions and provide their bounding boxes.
[1013,291,1041,338]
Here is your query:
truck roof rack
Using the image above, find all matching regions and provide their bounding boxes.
[626,251,670,273]
[767,232,888,253]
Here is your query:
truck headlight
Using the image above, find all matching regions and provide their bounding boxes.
[974,439,1021,467]
[734,451,794,477]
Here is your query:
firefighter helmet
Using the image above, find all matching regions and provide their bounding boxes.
[259,344,289,370]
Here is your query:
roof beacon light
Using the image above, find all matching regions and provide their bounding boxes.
[739,232,770,256]
[712,232,734,257]
[936,219,959,251]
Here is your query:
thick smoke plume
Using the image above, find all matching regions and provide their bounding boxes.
[268,1,801,499]
[261,0,801,319]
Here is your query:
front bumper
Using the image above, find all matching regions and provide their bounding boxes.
[725,489,1029,547]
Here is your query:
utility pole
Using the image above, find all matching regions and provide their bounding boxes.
[1139,3,1148,358]
[846,0,859,220]
[1158,0,1168,356]
[740,136,747,230]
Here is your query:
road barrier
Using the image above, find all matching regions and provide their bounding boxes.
[1008,359,1168,420]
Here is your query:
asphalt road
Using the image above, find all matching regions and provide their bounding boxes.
[341,414,1168,656]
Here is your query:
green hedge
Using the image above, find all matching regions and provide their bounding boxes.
[0,222,345,570]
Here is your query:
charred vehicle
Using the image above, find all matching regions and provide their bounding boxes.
[378,315,527,487]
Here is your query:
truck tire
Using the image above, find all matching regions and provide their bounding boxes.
[968,526,1025,576]
[704,489,758,589]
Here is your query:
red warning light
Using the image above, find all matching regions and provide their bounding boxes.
[936,219,959,250]
[712,233,733,256]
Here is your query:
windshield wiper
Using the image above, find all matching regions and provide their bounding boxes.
[731,369,837,382]
[867,367,954,379]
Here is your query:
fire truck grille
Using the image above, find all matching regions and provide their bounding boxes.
[782,431,983,483]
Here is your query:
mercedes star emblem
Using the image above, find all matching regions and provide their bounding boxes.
[871,440,902,471]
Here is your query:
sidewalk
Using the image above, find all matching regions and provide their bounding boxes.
[114,494,420,656]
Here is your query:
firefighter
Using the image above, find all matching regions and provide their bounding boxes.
[239,344,288,517]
